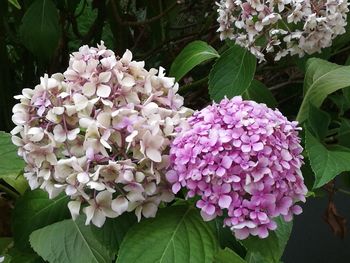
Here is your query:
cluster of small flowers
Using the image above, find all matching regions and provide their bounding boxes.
[166,96,307,239]
[217,0,349,61]
[11,42,191,227]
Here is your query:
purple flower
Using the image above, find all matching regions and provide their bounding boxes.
[167,96,307,239]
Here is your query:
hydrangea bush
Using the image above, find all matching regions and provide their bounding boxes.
[3,0,350,262]
[167,96,307,239]
[11,42,191,227]
[217,0,349,61]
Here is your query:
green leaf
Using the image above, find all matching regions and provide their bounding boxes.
[307,103,330,140]
[91,213,136,254]
[306,130,350,188]
[169,41,219,81]
[117,205,219,263]
[214,248,247,263]
[12,189,70,250]
[245,251,269,263]
[0,132,26,194]
[208,45,256,102]
[244,80,277,108]
[337,118,350,148]
[19,0,60,60]
[242,217,292,263]
[8,0,21,9]
[296,58,350,123]
[6,248,44,263]
[30,216,113,263]
[214,217,245,255]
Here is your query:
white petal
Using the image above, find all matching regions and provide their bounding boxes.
[111,196,129,215]
[121,76,135,87]
[52,106,65,115]
[97,84,111,98]
[121,49,133,63]
[64,105,77,116]
[28,127,44,142]
[92,209,106,227]
[65,185,77,196]
[77,172,90,184]
[146,148,162,162]
[100,138,112,150]
[67,128,80,140]
[142,102,159,116]
[11,125,22,135]
[73,93,89,111]
[87,182,106,191]
[83,206,95,225]
[96,190,112,205]
[11,136,23,146]
[99,72,112,83]
[142,203,158,218]
[144,182,156,195]
[97,112,111,127]
[53,124,66,143]
[68,200,81,220]
[125,130,138,143]
[72,60,86,73]
[83,83,96,97]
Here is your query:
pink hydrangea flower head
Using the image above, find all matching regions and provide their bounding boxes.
[167,96,307,239]
[11,42,192,227]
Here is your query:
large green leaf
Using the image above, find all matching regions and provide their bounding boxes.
[244,80,277,108]
[214,248,247,263]
[12,189,70,250]
[30,216,113,263]
[242,217,292,263]
[117,205,219,263]
[170,40,219,81]
[296,58,350,123]
[208,45,256,102]
[0,132,26,194]
[307,103,330,140]
[306,130,350,188]
[91,213,136,254]
[19,0,60,60]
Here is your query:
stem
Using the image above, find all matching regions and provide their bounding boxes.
[179,77,208,95]
[338,188,350,196]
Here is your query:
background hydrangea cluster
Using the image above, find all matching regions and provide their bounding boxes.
[11,42,191,227]
[167,96,307,239]
[217,0,349,61]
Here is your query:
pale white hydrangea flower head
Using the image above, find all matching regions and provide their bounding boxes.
[217,0,349,61]
[12,42,192,227]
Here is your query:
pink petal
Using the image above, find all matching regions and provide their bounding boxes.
[252,142,264,151]
[221,156,233,169]
[216,167,226,177]
[166,170,178,183]
[218,195,232,208]
[241,144,251,153]
[172,182,181,194]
